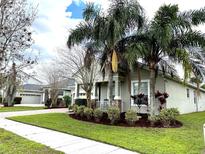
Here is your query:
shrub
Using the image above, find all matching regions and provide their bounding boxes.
[148,116,159,127]
[84,107,93,120]
[63,95,71,107]
[77,105,86,117]
[158,108,180,127]
[72,104,78,114]
[93,108,103,121]
[68,105,72,110]
[125,109,139,126]
[107,107,120,124]
[45,98,52,108]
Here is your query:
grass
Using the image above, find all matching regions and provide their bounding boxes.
[0,128,62,154]
[8,112,205,154]
[0,106,45,112]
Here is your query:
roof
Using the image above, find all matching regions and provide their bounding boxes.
[23,84,43,91]
[44,78,75,90]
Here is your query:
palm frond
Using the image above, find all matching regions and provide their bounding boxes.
[83,3,100,22]
[67,22,93,48]
[182,7,205,26]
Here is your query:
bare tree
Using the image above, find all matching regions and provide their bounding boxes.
[3,58,37,106]
[42,63,63,108]
[0,0,37,106]
[57,47,98,107]
[0,0,37,70]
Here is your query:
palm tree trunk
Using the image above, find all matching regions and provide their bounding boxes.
[108,65,113,105]
[150,67,157,116]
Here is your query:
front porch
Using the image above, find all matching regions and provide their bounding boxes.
[74,74,150,113]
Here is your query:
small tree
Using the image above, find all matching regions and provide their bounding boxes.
[43,63,63,108]
[63,95,71,107]
[57,47,98,108]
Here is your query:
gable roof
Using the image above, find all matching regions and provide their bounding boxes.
[23,84,43,91]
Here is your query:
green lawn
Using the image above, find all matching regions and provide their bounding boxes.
[0,106,45,112]
[0,128,62,154]
[8,112,205,154]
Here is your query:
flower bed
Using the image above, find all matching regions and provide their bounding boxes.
[69,106,182,128]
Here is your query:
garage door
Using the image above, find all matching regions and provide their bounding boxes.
[20,94,42,104]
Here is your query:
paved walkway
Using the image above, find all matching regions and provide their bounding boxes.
[0,109,138,154]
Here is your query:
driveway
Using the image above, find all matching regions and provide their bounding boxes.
[0,109,138,154]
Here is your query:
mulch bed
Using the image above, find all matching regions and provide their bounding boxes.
[69,112,183,128]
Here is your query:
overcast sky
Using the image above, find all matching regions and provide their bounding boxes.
[29,0,205,79]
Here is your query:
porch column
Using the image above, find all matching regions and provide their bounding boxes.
[114,74,123,111]
[42,92,45,104]
[74,83,79,99]
[114,75,121,100]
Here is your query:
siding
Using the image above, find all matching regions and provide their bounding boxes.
[121,69,205,114]
[166,79,205,114]
[121,70,165,112]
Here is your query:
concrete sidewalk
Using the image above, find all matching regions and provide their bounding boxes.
[0,109,138,154]
[0,108,68,118]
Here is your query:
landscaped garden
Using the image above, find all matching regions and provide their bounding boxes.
[0,106,45,112]
[69,104,181,128]
[8,111,205,154]
[0,128,62,154]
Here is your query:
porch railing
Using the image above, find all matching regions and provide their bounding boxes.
[96,101,110,111]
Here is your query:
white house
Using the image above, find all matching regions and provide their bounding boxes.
[42,78,75,103]
[74,66,205,114]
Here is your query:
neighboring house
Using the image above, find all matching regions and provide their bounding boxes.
[74,65,205,114]
[43,78,75,103]
[16,76,44,104]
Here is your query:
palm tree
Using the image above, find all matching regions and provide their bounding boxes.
[123,4,205,115]
[67,0,144,104]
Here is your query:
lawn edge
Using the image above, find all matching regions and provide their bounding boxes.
[7,114,142,154]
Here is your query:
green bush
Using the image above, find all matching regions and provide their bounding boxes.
[107,107,120,124]
[63,95,71,107]
[93,108,103,121]
[68,105,72,110]
[84,107,93,120]
[72,104,78,114]
[148,116,159,127]
[45,98,52,108]
[77,105,86,117]
[125,109,139,126]
[158,108,180,127]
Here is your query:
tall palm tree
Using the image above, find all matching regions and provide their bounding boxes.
[123,4,205,115]
[68,0,144,104]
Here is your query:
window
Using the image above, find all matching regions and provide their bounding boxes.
[187,89,190,98]
[131,80,149,105]
[133,82,148,95]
